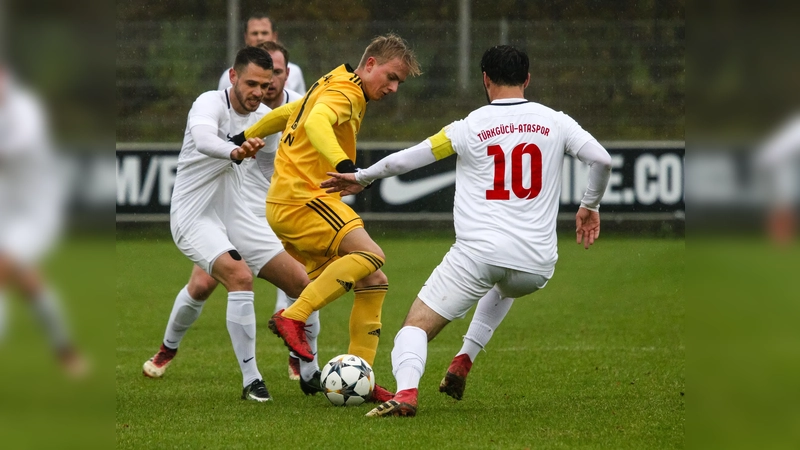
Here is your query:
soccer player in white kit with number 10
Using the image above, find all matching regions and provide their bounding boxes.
[322,45,613,417]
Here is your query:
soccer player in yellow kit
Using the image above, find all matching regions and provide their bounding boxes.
[231,34,420,402]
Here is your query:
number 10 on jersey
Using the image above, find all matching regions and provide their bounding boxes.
[486,143,543,200]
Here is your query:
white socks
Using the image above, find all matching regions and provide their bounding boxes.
[299,310,320,380]
[226,291,261,387]
[31,288,71,352]
[286,295,320,380]
[391,326,428,392]
[163,286,205,349]
[274,288,290,314]
[458,287,514,362]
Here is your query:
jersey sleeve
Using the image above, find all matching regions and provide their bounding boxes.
[305,103,349,167]
[443,119,469,156]
[287,63,306,93]
[244,100,300,139]
[355,140,439,185]
[186,92,237,160]
[316,83,364,125]
[218,69,231,90]
[558,112,595,157]
[187,92,224,131]
[428,126,456,160]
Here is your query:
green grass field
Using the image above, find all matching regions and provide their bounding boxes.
[116,230,684,449]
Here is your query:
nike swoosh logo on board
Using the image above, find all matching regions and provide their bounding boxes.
[380,171,456,205]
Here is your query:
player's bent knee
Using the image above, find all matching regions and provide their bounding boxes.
[358,269,388,287]
[283,275,309,298]
[370,247,386,262]
[225,267,253,291]
[187,279,215,301]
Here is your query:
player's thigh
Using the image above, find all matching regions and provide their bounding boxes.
[418,246,498,321]
[339,227,383,257]
[209,251,253,291]
[256,251,309,298]
[172,215,234,276]
[226,209,285,276]
[267,198,363,278]
[495,269,549,299]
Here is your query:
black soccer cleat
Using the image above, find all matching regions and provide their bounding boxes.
[241,379,272,402]
[300,370,324,395]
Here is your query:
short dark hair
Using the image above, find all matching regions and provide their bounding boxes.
[257,41,289,65]
[480,45,529,86]
[244,13,273,33]
[233,46,273,74]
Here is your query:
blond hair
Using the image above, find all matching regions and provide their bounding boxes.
[357,33,421,77]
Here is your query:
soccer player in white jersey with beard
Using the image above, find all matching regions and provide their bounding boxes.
[322,45,613,417]
[142,47,311,402]
[144,42,324,393]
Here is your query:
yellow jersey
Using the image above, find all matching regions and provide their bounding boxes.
[267,64,367,205]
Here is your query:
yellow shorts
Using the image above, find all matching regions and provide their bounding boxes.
[267,196,363,279]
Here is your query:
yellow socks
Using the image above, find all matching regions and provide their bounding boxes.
[348,284,388,366]
[281,251,384,322]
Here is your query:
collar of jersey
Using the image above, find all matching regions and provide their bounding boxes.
[490,98,528,105]
[342,63,368,102]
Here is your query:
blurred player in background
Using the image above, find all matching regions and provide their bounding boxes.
[756,113,800,244]
[0,66,88,378]
[232,33,421,403]
[218,13,306,95]
[142,47,311,402]
[322,45,612,417]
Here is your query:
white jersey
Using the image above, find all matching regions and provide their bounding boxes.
[0,79,64,263]
[170,88,272,229]
[218,62,306,94]
[444,98,595,276]
[240,89,303,217]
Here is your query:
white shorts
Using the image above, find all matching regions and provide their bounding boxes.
[171,198,284,276]
[0,208,62,266]
[418,243,550,321]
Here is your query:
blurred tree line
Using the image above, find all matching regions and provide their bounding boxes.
[118,0,683,21]
[117,1,683,142]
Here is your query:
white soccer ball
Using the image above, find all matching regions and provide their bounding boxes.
[320,354,375,406]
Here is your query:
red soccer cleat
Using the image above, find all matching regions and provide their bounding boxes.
[369,383,395,403]
[143,343,178,378]
[365,388,418,417]
[439,353,473,400]
[268,310,314,362]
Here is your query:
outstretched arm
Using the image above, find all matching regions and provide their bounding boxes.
[228,99,301,145]
[573,140,612,249]
[321,139,440,196]
[191,124,265,161]
[321,126,455,195]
